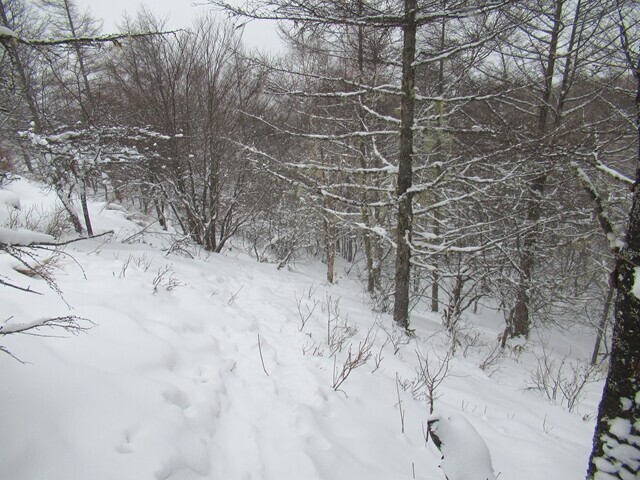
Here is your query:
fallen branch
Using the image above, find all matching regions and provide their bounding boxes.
[0,315,94,362]
[0,315,93,336]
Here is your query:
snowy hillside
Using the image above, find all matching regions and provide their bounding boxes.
[0,178,603,480]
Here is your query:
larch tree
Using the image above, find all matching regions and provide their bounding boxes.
[210,0,513,330]
[480,0,625,340]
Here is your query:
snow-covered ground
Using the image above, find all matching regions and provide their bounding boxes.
[0,178,604,480]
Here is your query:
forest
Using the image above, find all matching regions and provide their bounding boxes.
[1,1,639,479]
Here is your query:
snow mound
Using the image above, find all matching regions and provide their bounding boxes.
[428,412,497,480]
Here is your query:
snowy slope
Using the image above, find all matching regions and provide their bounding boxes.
[0,178,603,480]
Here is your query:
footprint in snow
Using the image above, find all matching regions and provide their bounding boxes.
[193,366,212,383]
[162,386,191,410]
[115,427,136,454]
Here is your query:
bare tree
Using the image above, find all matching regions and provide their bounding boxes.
[486,0,625,339]
[105,13,270,252]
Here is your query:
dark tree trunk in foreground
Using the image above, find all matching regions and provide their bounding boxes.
[586,175,640,480]
[586,53,640,480]
[393,0,417,330]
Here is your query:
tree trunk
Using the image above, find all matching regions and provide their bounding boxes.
[430,5,447,314]
[586,179,640,480]
[79,181,93,236]
[363,219,376,293]
[431,275,439,313]
[590,283,614,366]
[154,198,167,230]
[393,0,417,330]
[511,273,531,337]
[355,2,379,296]
[511,0,564,339]
[325,202,336,284]
[56,187,83,234]
[586,36,640,480]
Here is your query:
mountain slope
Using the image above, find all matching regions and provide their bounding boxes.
[0,178,602,480]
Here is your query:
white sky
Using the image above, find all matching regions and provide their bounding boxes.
[73,0,283,53]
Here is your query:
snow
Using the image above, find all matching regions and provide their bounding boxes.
[0,188,21,209]
[609,418,633,441]
[427,412,496,480]
[607,231,625,251]
[0,226,54,245]
[595,434,640,479]
[0,25,17,38]
[595,162,634,185]
[1,184,56,248]
[632,267,640,301]
[590,410,640,478]
[0,178,604,480]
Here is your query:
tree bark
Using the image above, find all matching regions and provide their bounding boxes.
[393,0,417,330]
[324,199,336,284]
[586,172,640,480]
[590,283,614,366]
[79,181,93,236]
[56,187,83,234]
[430,12,447,314]
[154,198,167,230]
[586,31,640,480]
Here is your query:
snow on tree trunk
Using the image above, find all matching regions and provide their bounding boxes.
[427,413,497,480]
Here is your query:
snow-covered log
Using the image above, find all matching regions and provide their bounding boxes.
[0,227,54,246]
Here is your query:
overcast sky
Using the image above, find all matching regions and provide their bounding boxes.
[73,0,283,53]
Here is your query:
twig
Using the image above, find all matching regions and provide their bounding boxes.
[0,315,93,362]
[227,285,244,306]
[257,334,269,376]
[0,344,28,364]
[0,315,93,335]
[395,373,406,433]
[121,222,159,244]
[0,277,43,294]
